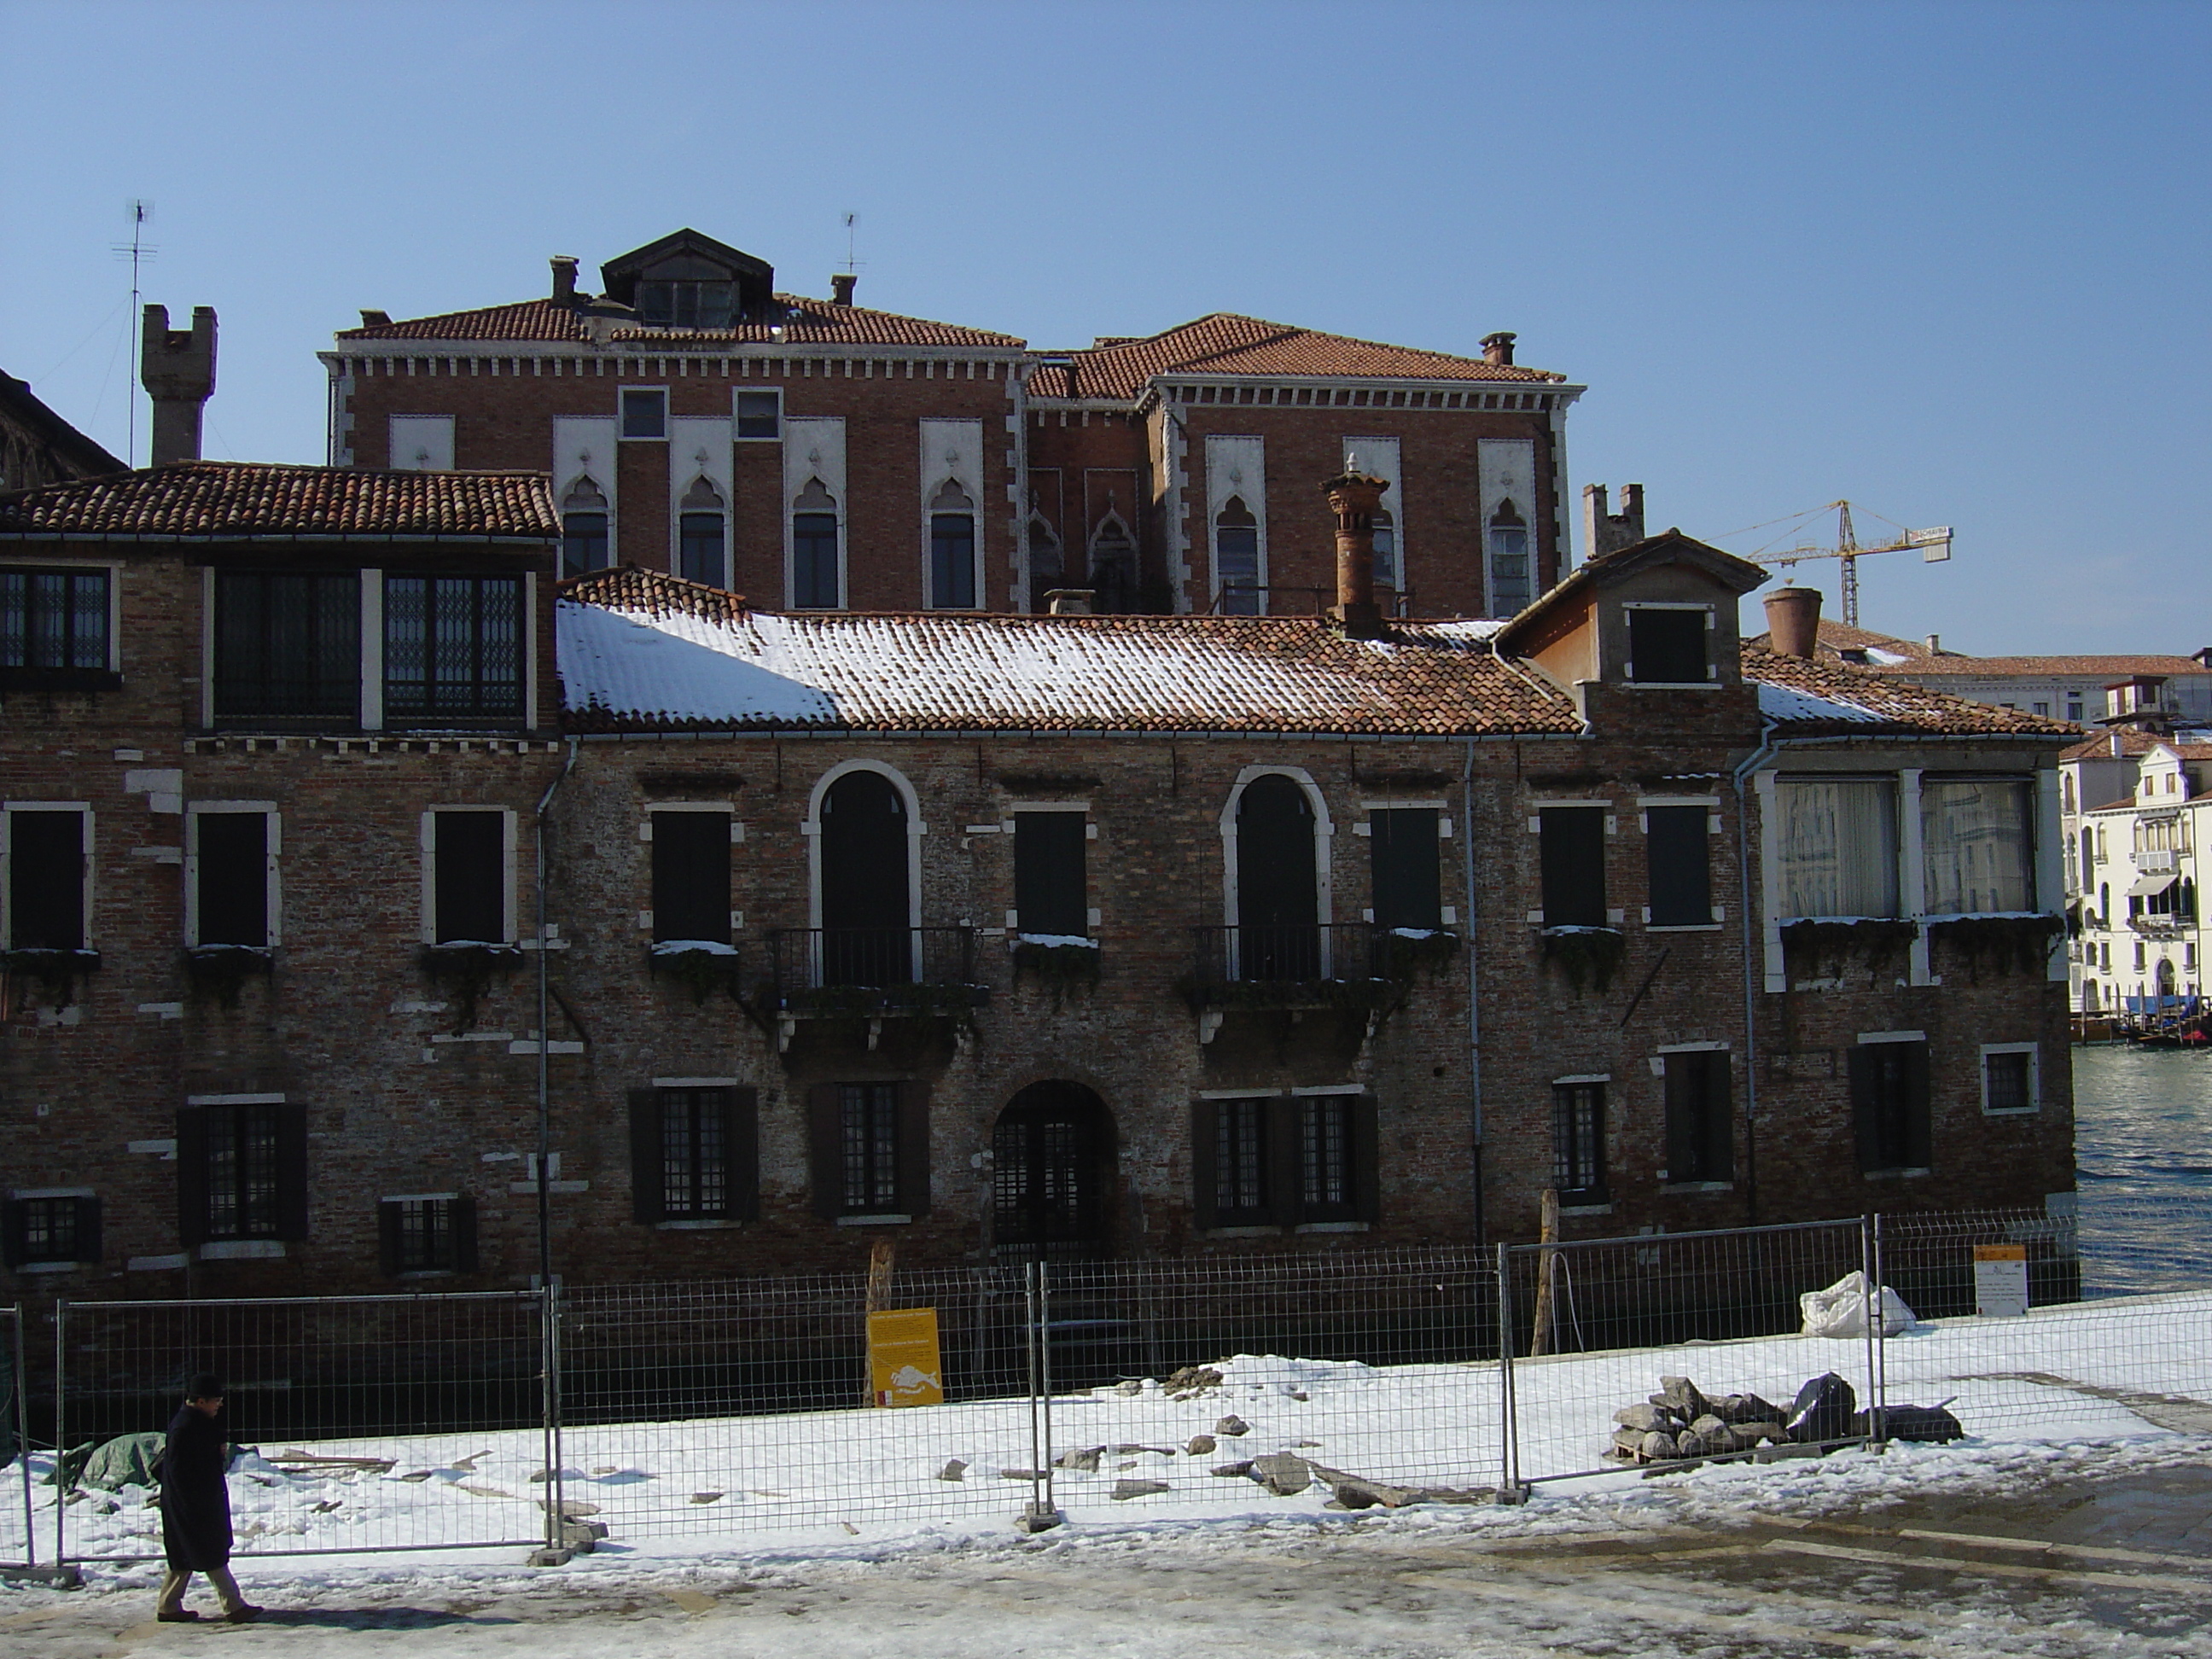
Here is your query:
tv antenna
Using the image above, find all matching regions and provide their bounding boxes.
[112,201,157,466]
[841,211,863,275]
[1721,499,1951,627]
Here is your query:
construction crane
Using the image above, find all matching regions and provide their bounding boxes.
[1730,501,1952,628]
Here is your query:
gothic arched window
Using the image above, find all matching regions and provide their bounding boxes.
[678,477,726,588]
[791,477,841,609]
[1214,496,1259,616]
[928,479,977,610]
[1487,498,1530,617]
[561,480,609,579]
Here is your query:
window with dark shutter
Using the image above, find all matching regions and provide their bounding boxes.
[194,812,269,947]
[213,571,361,722]
[1645,806,1713,928]
[3,1194,97,1266]
[384,575,523,722]
[1370,809,1442,931]
[1663,1051,1732,1184]
[1539,807,1606,928]
[1551,1082,1606,1202]
[1627,608,1708,684]
[195,1103,298,1241]
[1298,1096,1377,1224]
[841,1082,901,1215]
[432,811,505,943]
[651,812,731,945]
[1850,1040,1932,1171]
[7,809,86,951]
[378,1196,475,1274]
[1013,812,1086,937]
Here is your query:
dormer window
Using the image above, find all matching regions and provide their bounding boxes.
[1626,603,1712,684]
[637,280,736,329]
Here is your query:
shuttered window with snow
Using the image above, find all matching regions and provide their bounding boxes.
[1539,807,1605,928]
[1644,806,1713,928]
[1369,808,1441,931]
[651,811,731,946]
[1013,812,1086,937]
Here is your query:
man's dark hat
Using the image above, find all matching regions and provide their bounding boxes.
[185,1372,224,1400]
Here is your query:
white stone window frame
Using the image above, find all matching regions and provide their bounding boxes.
[1354,798,1458,926]
[1637,795,1726,930]
[418,806,520,946]
[919,418,986,612]
[1204,434,1268,616]
[784,416,848,612]
[0,556,123,673]
[1621,600,1720,688]
[617,386,669,442]
[184,800,282,949]
[1,800,94,952]
[669,416,735,588]
[733,386,783,442]
[638,801,744,936]
[1219,765,1335,976]
[1978,1042,2040,1116]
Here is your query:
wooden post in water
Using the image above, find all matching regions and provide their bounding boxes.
[1529,1188,1560,1357]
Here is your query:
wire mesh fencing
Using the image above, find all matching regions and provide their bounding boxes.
[49,1291,553,1564]
[1,1304,35,1571]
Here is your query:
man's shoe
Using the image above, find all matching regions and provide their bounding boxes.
[224,1604,263,1623]
[156,1609,201,1622]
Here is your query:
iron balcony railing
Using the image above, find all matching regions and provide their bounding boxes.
[765,927,986,1016]
[1189,923,1460,992]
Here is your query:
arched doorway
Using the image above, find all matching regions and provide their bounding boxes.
[992,1081,1114,1260]
[1236,774,1320,981]
[818,769,910,985]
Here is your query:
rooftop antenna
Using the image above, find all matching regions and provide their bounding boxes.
[112,201,156,466]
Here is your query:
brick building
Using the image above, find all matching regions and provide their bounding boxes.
[0,446,2077,1302]
[325,229,1581,620]
[0,370,124,494]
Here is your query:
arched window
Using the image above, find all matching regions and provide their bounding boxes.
[1234,775,1320,981]
[1487,498,1530,616]
[1088,514,1136,614]
[1027,513,1063,606]
[561,480,609,579]
[928,480,976,610]
[678,477,726,588]
[1371,507,1400,596]
[2100,881,2110,928]
[818,769,911,985]
[792,477,841,609]
[1214,496,1260,616]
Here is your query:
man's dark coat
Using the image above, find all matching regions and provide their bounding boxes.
[157,1404,233,1571]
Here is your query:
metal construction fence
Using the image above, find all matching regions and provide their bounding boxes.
[1,1205,2204,1566]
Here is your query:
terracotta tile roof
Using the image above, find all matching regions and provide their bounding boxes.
[0,462,559,540]
[2060,731,2164,761]
[336,295,1021,350]
[1034,313,1566,401]
[1745,647,2078,740]
[1883,653,2210,678]
[556,567,1580,736]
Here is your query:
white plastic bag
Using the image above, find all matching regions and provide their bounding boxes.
[1799,1270,1916,1338]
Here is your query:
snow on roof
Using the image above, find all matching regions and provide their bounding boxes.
[1755,681,1889,726]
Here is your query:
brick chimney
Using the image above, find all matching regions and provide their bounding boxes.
[140,304,216,467]
[830,272,858,306]
[1321,468,1388,640]
[1762,585,1823,658]
[1481,331,1516,367]
[550,256,579,305]
[1582,483,1646,559]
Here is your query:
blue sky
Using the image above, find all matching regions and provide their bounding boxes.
[3,0,2204,652]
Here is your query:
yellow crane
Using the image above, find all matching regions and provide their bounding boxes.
[1728,501,1952,628]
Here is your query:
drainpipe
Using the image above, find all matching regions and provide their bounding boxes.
[1462,736,1485,1243]
[1732,716,1778,1226]
[534,737,580,1288]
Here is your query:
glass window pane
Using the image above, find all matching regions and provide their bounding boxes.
[1923,780,2034,915]
[794,512,840,608]
[1776,779,1899,918]
[930,513,975,608]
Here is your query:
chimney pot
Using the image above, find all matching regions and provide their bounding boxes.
[830,272,857,306]
[1926,634,1941,654]
[1480,330,1517,367]
[1762,585,1824,659]
[1320,469,1388,639]
[550,256,579,305]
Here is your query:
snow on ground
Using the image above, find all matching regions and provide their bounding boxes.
[4,1290,2204,1576]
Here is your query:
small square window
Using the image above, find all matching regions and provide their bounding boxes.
[620,388,668,440]
[1982,1046,2038,1115]
[3,1194,98,1267]
[1,568,111,675]
[378,1196,475,1273]
[736,390,782,440]
[1627,608,1709,684]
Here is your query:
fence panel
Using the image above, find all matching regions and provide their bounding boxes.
[1503,1220,1871,1487]
[51,1291,549,1564]
[0,1305,34,1570]
[555,1266,1042,1541]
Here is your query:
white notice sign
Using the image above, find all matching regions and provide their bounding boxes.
[1973,1243,2030,1318]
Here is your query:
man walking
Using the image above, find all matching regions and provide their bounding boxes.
[155,1374,260,1624]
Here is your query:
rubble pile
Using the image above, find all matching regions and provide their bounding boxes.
[1604,1371,1964,1466]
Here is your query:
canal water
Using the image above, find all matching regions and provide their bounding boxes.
[2070,1043,2212,1295]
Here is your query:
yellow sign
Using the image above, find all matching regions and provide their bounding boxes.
[867,1307,944,1407]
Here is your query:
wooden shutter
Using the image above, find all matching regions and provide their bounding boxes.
[1013,812,1087,937]
[0,1201,22,1269]
[1539,808,1605,928]
[1645,806,1712,928]
[627,1089,666,1224]
[195,812,269,947]
[1353,1097,1382,1225]
[177,1109,210,1248]
[1901,1042,1934,1170]
[1700,1052,1735,1182]
[377,1200,404,1277]
[1190,1100,1220,1231]
[273,1106,310,1240]
[725,1088,760,1223]
[449,1194,479,1272]
[895,1080,932,1219]
[1370,810,1442,932]
[1665,1054,1732,1183]
[807,1083,844,1220]
[76,1195,102,1266]
[1266,1097,1302,1229]
[650,812,731,945]
[9,810,84,952]
[1847,1045,1883,1172]
[433,812,505,944]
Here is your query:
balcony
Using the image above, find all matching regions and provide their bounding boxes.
[1184,923,1459,1039]
[2138,849,2180,874]
[760,928,987,1047]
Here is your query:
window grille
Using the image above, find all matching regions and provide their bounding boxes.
[841,1083,900,1214]
[1984,1050,2034,1114]
[1300,1097,1354,1214]
[1214,1098,1269,1220]
[213,571,360,722]
[661,1089,731,1217]
[384,575,522,721]
[202,1103,284,1240]
[1551,1082,1605,1200]
[0,567,108,671]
